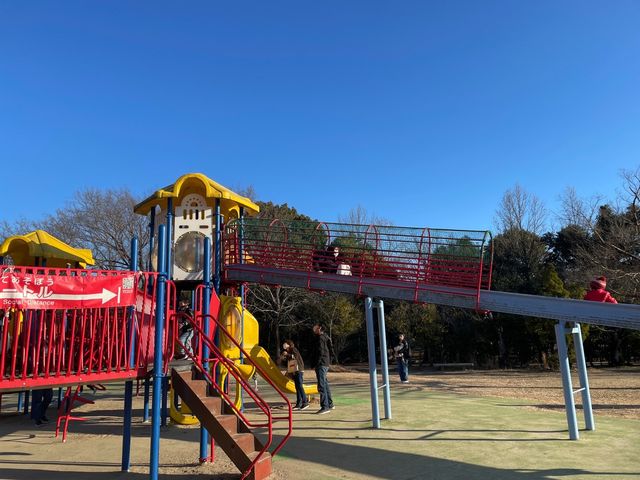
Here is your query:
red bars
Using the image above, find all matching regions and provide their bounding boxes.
[0,270,161,393]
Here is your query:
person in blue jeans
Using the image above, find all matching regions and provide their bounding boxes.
[31,388,53,426]
[312,323,334,414]
[394,333,410,383]
[280,340,309,410]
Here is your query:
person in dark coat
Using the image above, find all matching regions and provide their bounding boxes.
[313,245,340,274]
[393,333,410,383]
[280,339,309,410]
[311,323,334,414]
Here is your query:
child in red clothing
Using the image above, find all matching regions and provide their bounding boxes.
[584,276,617,304]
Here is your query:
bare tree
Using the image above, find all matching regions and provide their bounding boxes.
[41,188,149,269]
[245,285,310,352]
[494,184,547,234]
[338,205,393,226]
[557,187,604,231]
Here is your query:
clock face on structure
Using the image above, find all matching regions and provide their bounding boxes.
[173,231,206,273]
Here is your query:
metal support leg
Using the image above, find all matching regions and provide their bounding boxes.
[572,323,595,431]
[161,376,169,427]
[555,321,579,440]
[365,297,380,429]
[375,300,392,420]
[143,377,150,423]
[122,380,134,471]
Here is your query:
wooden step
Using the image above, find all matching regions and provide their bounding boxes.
[171,368,272,479]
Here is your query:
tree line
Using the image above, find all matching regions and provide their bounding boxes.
[2,168,639,369]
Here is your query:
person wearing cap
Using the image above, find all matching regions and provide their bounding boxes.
[584,276,618,304]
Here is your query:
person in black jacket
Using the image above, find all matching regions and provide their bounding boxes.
[311,323,334,414]
[393,333,410,383]
[280,339,309,410]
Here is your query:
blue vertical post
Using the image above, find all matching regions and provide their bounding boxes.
[375,300,392,420]
[364,297,380,429]
[572,323,595,431]
[199,237,212,463]
[149,225,167,480]
[57,388,63,408]
[23,391,29,415]
[122,237,138,471]
[555,321,579,440]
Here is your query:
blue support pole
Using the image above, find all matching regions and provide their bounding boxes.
[364,297,381,429]
[572,323,595,431]
[555,321,579,440]
[149,225,167,480]
[375,300,392,420]
[199,237,212,463]
[17,392,23,413]
[161,201,172,428]
[57,388,63,408]
[122,237,138,471]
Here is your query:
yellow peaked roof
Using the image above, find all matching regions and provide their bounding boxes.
[134,172,259,219]
[0,230,95,268]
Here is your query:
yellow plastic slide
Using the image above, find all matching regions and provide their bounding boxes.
[244,344,318,395]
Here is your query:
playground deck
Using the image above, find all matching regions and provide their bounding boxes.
[1,367,638,480]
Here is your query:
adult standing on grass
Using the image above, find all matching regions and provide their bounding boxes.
[312,323,334,414]
[394,333,410,383]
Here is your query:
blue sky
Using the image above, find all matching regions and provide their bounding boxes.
[1,1,638,232]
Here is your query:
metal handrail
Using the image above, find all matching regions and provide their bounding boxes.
[173,307,292,478]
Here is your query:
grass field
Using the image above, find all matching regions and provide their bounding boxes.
[0,367,638,480]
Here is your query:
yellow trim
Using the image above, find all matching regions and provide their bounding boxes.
[0,230,95,268]
[133,173,259,218]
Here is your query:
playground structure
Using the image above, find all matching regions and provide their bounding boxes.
[1,172,640,480]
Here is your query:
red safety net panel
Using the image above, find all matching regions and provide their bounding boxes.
[0,267,166,393]
[223,219,493,296]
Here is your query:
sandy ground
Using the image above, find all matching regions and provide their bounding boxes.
[0,366,638,480]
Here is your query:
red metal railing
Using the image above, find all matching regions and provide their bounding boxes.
[223,219,493,303]
[0,267,169,393]
[173,295,292,479]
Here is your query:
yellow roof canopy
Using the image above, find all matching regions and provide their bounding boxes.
[134,172,259,220]
[0,230,95,268]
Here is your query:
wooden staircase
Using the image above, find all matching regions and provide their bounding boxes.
[171,368,273,480]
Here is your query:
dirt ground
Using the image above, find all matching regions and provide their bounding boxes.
[1,366,638,480]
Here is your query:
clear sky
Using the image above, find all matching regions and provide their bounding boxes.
[1,1,638,232]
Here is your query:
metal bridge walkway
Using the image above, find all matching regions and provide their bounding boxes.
[225,264,640,331]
